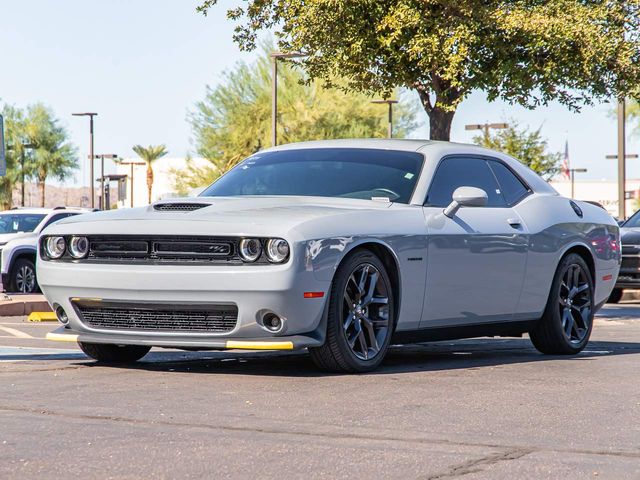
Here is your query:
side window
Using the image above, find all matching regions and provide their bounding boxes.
[488,161,529,206]
[425,157,506,207]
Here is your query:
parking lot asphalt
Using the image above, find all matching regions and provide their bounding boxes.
[0,305,639,479]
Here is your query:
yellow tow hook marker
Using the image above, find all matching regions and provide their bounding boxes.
[225,340,294,350]
[46,332,79,342]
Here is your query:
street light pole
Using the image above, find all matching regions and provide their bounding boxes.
[93,154,118,209]
[118,160,145,207]
[270,52,306,146]
[20,142,34,207]
[568,168,588,199]
[465,122,509,141]
[371,100,399,138]
[618,99,627,219]
[72,112,98,209]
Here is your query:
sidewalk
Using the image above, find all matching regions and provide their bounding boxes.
[0,294,52,317]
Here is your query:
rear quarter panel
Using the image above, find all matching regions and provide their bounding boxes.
[515,195,619,316]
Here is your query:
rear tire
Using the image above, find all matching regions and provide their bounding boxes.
[529,253,594,355]
[607,288,623,304]
[309,249,395,373]
[78,342,151,363]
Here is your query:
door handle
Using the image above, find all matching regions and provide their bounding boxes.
[508,218,522,228]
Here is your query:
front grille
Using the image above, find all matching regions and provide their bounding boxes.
[154,203,210,212]
[74,301,238,333]
[86,235,243,264]
[621,256,640,270]
[621,245,640,255]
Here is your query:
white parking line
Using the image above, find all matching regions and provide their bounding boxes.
[0,326,33,339]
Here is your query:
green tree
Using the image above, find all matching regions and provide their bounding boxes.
[0,104,26,209]
[22,103,77,207]
[178,47,418,193]
[132,144,168,203]
[198,1,640,141]
[473,121,560,180]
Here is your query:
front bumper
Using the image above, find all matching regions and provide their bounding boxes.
[38,259,330,350]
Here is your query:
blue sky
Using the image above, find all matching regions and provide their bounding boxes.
[1,0,638,187]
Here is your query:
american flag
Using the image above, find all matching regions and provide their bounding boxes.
[561,140,570,179]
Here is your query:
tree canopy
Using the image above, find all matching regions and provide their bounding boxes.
[175,47,418,193]
[0,102,77,208]
[472,121,560,180]
[132,144,168,204]
[198,0,640,141]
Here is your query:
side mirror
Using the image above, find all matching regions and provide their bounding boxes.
[443,186,488,218]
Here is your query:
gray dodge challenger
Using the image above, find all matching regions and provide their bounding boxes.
[40,139,620,372]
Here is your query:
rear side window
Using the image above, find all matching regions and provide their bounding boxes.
[425,157,505,207]
[488,161,529,206]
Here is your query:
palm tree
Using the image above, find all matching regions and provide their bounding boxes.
[132,144,168,204]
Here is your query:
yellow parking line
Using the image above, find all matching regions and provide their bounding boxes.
[27,311,58,322]
[225,340,294,350]
[0,326,33,339]
[45,332,79,343]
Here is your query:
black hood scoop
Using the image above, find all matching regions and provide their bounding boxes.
[153,202,211,212]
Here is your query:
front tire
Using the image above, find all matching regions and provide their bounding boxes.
[79,342,151,364]
[529,253,594,355]
[9,258,38,293]
[309,250,395,373]
[607,288,623,304]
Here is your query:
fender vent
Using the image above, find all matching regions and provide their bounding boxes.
[154,202,209,212]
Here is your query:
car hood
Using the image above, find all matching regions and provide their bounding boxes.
[620,227,640,244]
[46,196,397,238]
[0,232,35,246]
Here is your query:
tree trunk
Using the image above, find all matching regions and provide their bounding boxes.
[147,166,154,204]
[414,79,459,141]
[428,107,456,141]
[39,181,46,207]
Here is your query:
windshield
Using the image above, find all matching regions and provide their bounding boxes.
[200,148,424,204]
[0,214,46,234]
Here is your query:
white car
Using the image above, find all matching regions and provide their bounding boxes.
[0,208,88,293]
[40,140,620,372]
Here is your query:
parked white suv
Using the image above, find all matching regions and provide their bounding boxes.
[0,207,90,293]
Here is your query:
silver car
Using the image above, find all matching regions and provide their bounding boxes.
[39,139,620,372]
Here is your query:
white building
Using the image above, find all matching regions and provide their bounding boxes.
[114,157,211,208]
[550,178,640,218]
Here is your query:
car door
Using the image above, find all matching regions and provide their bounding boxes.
[420,156,530,327]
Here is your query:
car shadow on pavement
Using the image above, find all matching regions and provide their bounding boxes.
[86,338,640,377]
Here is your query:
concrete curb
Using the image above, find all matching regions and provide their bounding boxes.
[0,294,52,317]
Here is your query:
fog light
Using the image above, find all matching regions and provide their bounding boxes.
[262,313,283,333]
[55,306,69,325]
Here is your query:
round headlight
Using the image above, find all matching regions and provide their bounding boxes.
[69,236,89,259]
[44,236,66,259]
[239,238,262,262]
[265,238,290,263]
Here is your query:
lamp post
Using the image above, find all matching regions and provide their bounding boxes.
[371,100,399,138]
[568,168,587,199]
[606,148,638,219]
[72,112,98,208]
[465,122,509,140]
[117,160,145,207]
[93,154,118,209]
[270,52,306,146]
[19,142,34,207]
